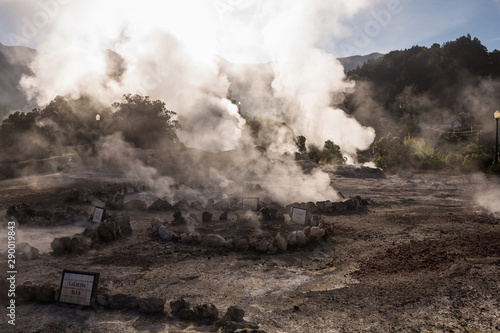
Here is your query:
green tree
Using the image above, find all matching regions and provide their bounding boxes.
[308,140,345,164]
[295,135,306,153]
[112,94,180,148]
[372,134,408,171]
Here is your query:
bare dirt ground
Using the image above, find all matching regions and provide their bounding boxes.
[1,166,500,333]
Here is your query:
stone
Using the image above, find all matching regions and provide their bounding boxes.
[205,199,215,210]
[179,233,189,243]
[344,199,356,210]
[138,298,166,313]
[268,246,278,255]
[158,226,175,241]
[109,294,139,310]
[190,201,205,211]
[224,239,234,249]
[148,199,173,212]
[83,225,100,243]
[178,308,196,320]
[202,211,213,222]
[311,215,322,227]
[194,303,219,320]
[151,217,163,227]
[309,227,326,241]
[124,199,147,211]
[114,214,132,236]
[213,199,230,211]
[222,306,245,322]
[201,234,226,248]
[354,195,363,209]
[173,200,190,212]
[69,234,91,253]
[16,282,37,303]
[188,233,202,244]
[296,230,307,247]
[35,283,57,303]
[105,193,124,210]
[334,201,347,212]
[303,226,311,239]
[170,298,191,313]
[51,237,71,255]
[219,210,228,221]
[234,237,250,250]
[96,287,112,306]
[287,231,297,247]
[255,240,269,253]
[260,207,272,221]
[6,204,34,224]
[275,212,285,222]
[17,242,40,260]
[276,232,288,252]
[171,210,186,225]
[97,221,118,242]
[301,202,318,212]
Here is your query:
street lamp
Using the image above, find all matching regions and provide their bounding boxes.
[494,111,500,165]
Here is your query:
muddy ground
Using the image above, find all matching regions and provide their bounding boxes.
[1,166,499,333]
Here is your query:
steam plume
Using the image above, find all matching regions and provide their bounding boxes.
[13,0,380,203]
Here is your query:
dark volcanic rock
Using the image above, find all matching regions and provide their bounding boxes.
[194,303,219,321]
[219,210,228,221]
[6,204,34,224]
[17,242,40,260]
[97,221,118,242]
[202,211,213,222]
[16,282,37,303]
[113,214,132,236]
[35,283,57,303]
[51,237,71,255]
[105,193,124,210]
[173,200,190,212]
[213,200,230,211]
[69,234,91,253]
[170,298,191,313]
[109,294,140,310]
[148,199,173,212]
[222,306,245,322]
[138,298,166,313]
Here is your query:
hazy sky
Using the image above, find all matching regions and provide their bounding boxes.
[0,0,499,58]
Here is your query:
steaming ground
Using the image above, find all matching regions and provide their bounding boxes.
[1,164,500,332]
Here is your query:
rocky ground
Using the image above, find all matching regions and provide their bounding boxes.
[1,166,500,333]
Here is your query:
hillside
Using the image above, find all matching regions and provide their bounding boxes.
[0,43,36,111]
[337,52,384,72]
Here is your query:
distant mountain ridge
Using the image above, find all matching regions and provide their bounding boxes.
[337,52,385,72]
[0,42,36,111]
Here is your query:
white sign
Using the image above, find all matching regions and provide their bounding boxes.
[92,207,105,223]
[242,197,259,211]
[58,270,99,307]
[291,207,308,225]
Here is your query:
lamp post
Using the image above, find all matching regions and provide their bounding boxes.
[96,114,100,130]
[494,111,500,165]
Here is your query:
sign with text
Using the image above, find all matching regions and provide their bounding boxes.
[291,207,308,225]
[242,197,259,211]
[58,270,99,307]
[92,207,105,223]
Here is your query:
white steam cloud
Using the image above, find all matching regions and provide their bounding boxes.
[9,0,381,204]
[16,0,376,155]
